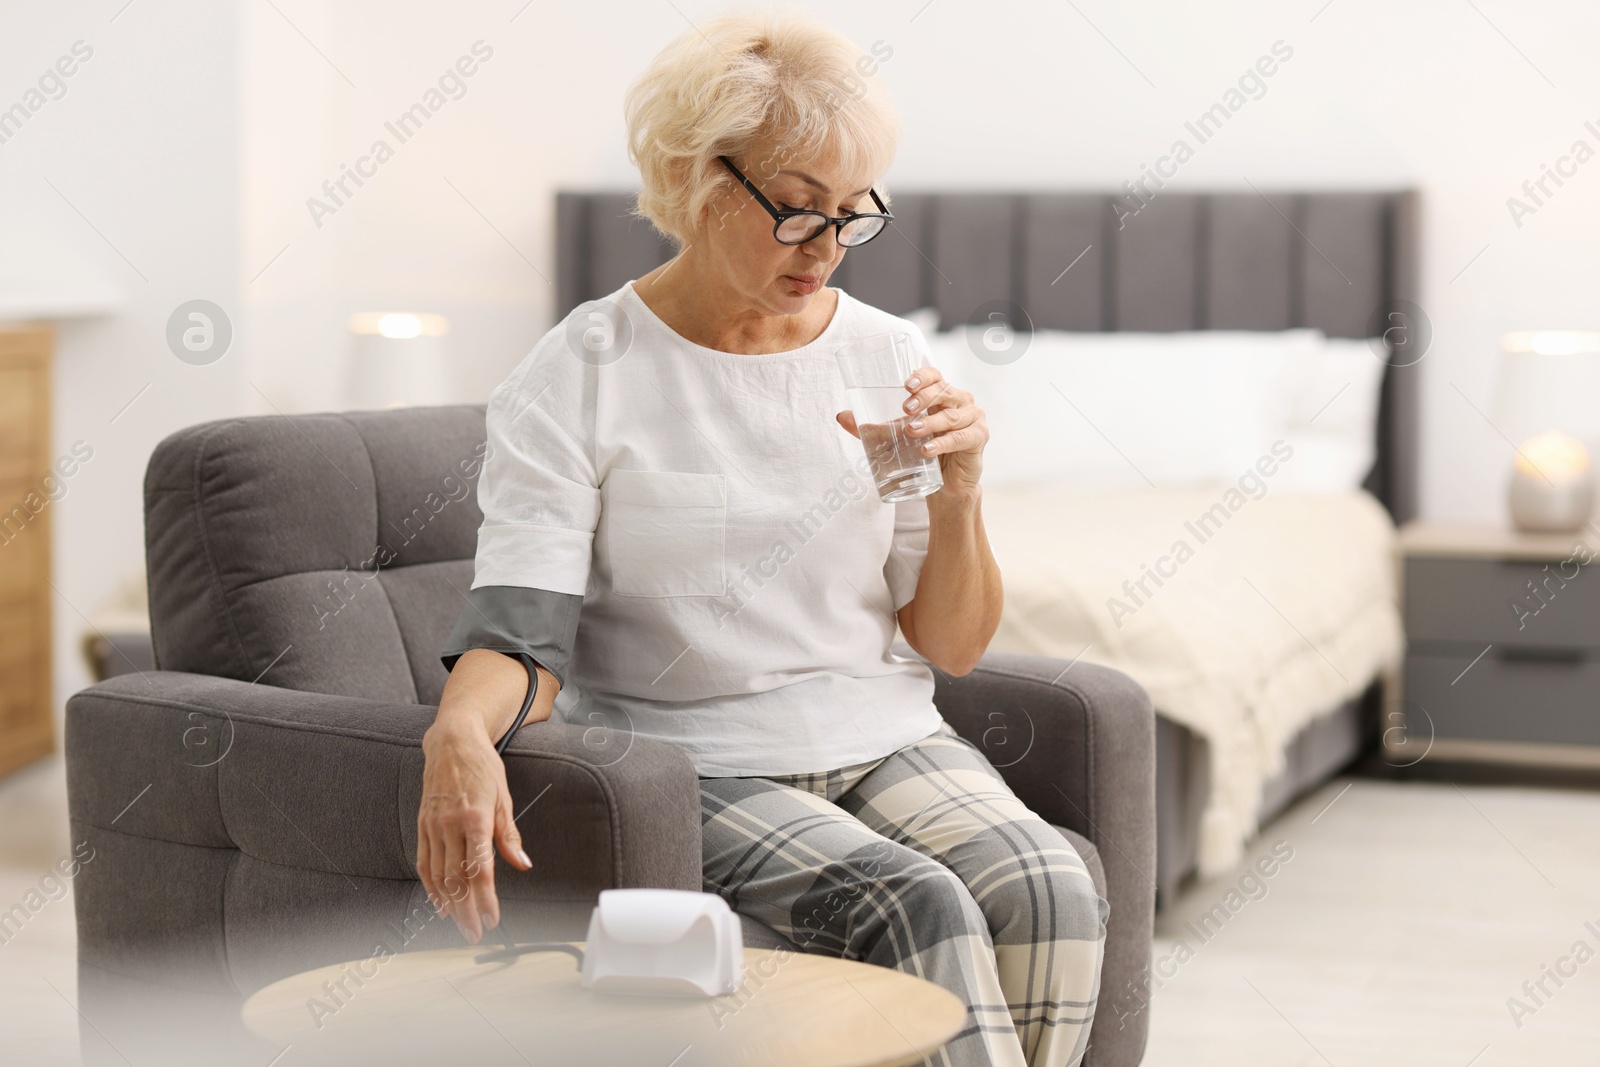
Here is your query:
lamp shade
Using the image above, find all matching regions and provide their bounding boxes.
[1494,331,1600,451]
[344,312,451,409]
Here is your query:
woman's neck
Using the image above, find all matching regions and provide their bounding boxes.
[633,249,837,355]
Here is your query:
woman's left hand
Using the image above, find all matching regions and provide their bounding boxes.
[836,365,987,499]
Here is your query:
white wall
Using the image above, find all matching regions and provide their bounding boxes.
[257,0,1600,524]
[6,0,1599,716]
[0,1,245,727]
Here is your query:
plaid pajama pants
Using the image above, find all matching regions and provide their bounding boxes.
[698,717,1108,1067]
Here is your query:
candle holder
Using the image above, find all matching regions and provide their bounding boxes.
[1508,431,1594,533]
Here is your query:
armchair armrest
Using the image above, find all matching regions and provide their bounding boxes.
[65,671,703,993]
[66,671,702,890]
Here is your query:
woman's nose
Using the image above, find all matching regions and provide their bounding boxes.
[804,227,842,263]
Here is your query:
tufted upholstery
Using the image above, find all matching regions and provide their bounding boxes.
[143,405,493,704]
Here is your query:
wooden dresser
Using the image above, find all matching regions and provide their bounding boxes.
[0,325,55,777]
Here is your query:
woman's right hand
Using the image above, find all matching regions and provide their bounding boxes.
[416,649,554,943]
[417,714,533,944]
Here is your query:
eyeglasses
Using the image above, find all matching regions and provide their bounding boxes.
[717,155,894,248]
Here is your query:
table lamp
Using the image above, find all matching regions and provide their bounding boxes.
[1495,330,1600,533]
[345,312,450,409]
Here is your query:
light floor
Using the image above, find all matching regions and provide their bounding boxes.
[0,757,80,1067]
[1142,773,1600,1067]
[2,756,1598,1065]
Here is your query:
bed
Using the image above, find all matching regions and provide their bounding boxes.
[554,187,1421,904]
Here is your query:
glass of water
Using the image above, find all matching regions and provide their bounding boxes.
[835,332,944,503]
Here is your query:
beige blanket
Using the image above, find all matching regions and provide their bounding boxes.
[979,483,1404,876]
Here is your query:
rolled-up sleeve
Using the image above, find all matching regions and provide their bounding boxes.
[470,381,598,594]
[440,370,599,688]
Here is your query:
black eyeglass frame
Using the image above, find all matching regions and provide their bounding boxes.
[717,155,894,248]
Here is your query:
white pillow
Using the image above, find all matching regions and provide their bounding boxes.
[1273,337,1388,493]
[926,327,1323,489]
[905,317,1388,494]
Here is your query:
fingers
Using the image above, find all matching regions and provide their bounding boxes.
[426,816,506,943]
[416,732,529,946]
[441,831,481,943]
[908,403,980,437]
[426,823,451,919]
[908,404,985,460]
[835,411,860,438]
[921,420,991,456]
[904,364,942,392]
[901,365,971,446]
[495,784,533,871]
[465,833,500,937]
[907,380,963,414]
[453,806,503,943]
[902,365,952,410]
[906,387,968,428]
[416,826,439,915]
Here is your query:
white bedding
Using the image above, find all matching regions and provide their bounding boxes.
[979,482,1404,876]
[909,319,1388,495]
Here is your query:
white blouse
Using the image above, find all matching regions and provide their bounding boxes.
[462,280,942,777]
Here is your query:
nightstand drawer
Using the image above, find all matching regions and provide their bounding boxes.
[1404,650,1600,746]
[1405,557,1600,649]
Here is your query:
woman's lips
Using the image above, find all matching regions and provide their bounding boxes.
[784,274,821,294]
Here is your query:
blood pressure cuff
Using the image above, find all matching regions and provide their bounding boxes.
[440,585,583,691]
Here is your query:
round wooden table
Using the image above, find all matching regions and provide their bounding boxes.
[242,942,965,1067]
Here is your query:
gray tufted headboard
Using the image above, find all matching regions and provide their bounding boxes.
[555,189,1421,523]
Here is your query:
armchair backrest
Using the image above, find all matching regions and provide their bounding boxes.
[144,405,490,705]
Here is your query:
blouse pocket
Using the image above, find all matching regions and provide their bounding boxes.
[602,469,727,597]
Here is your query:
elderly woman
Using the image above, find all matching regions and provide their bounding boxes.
[417,11,1105,1067]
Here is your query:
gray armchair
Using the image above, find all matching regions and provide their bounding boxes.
[66,405,1155,1066]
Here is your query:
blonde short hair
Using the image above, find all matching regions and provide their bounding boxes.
[624,7,901,247]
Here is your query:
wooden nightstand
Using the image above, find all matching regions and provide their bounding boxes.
[1396,519,1600,767]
